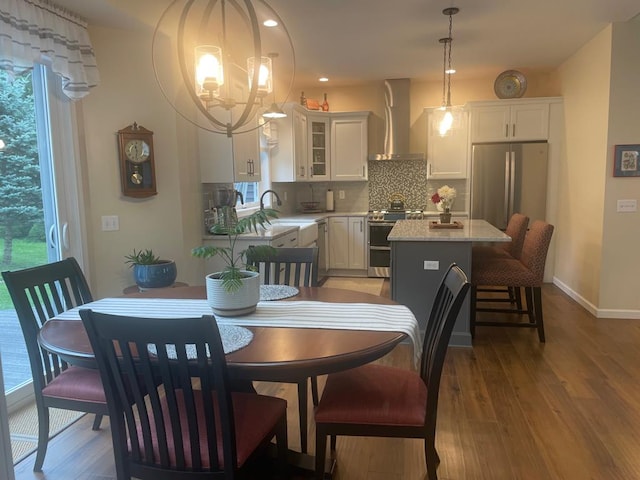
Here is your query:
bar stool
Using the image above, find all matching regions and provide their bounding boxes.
[470,220,554,342]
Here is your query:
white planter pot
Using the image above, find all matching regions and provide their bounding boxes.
[205,270,260,317]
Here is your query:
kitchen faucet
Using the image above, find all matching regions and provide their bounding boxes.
[259,189,282,210]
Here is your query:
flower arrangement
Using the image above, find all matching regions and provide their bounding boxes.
[431,185,457,212]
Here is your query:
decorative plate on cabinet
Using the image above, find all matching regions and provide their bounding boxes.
[494,70,527,99]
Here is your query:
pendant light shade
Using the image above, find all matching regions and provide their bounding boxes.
[437,7,459,137]
[152,0,295,137]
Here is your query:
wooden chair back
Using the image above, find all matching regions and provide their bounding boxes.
[247,246,319,287]
[80,311,240,478]
[2,257,93,391]
[420,264,470,422]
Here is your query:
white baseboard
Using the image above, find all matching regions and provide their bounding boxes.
[552,277,640,319]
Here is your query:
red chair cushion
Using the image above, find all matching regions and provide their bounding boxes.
[132,390,286,469]
[41,366,106,404]
[315,364,427,426]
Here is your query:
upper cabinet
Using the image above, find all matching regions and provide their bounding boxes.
[331,112,369,181]
[269,104,369,182]
[198,107,261,184]
[306,114,330,181]
[426,107,469,179]
[469,99,550,143]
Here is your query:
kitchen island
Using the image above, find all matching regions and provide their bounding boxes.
[389,219,510,346]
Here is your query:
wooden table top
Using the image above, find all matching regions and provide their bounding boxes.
[38,286,407,381]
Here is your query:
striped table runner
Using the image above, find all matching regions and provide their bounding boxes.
[57,298,421,366]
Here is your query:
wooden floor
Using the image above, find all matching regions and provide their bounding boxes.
[13,283,640,479]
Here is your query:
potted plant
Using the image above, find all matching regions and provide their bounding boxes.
[191,208,278,316]
[124,249,177,289]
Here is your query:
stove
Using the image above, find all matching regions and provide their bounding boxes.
[367,209,425,277]
[367,209,425,222]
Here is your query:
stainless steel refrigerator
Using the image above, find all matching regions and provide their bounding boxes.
[470,141,548,230]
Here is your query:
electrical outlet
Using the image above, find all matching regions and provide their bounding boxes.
[617,199,637,212]
[101,215,119,231]
[424,260,439,270]
[339,190,345,199]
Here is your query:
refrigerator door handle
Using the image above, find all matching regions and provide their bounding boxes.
[504,151,510,226]
[509,151,516,220]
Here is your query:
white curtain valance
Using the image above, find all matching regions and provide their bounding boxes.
[0,0,99,99]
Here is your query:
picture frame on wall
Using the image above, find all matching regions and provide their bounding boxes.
[613,144,640,177]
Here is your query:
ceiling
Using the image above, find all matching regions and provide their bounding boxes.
[55,0,640,86]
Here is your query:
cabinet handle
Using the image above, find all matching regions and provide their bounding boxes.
[505,124,508,138]
[276,242,285,247]
[289,237,297,243]
[300,166,305,177]
[512,124,516,137]
[362,165,365,177]
[360,220,363,233]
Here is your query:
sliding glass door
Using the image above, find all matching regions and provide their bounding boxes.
[0,64,88,411]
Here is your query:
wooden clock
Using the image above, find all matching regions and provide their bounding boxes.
[117,123,157,198]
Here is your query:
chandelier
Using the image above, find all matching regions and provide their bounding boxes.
[152,0,295,137]
[437,7,459,136]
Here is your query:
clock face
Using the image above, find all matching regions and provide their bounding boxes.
[124,139,150,164]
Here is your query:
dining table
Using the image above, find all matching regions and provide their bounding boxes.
[37,285,420,478]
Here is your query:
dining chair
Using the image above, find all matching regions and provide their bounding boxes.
[313,264,470,480]
[246,246,319,454]
[470,220,555,342]
[1,257,107,472]
[79,310,289,480]
[472,213,530,309]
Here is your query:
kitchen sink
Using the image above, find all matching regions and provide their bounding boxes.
[273,222,318,246]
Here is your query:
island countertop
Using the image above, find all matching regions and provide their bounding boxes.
[388,219,511,242]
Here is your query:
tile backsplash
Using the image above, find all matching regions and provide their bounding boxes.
[368,160,468,212]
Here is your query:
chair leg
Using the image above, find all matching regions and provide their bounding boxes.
[275,415,289,479]
[533,286,546,342]
[330,434,337,452]
[92,414,103,430]
[514,286,523,310]
[297,380,308,453]
[315,427,327,480]
[34,403,50,472]
[425,440,439,480]
[524,287,535,323]
[311,376,319,406]
[470,286,477,338]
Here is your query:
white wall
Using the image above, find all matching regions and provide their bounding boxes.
[554,27,611,309]
[79,25,204,297]
[599,18,640,314]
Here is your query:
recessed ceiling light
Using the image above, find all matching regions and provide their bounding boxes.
[263,19,278,27]
[319,77,329,82]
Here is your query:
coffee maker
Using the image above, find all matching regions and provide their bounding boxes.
[205,188,244,232]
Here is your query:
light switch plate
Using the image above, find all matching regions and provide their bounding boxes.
[617,199,637,212]
[101,215,119,231]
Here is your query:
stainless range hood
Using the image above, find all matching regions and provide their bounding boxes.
[368,78,425,161]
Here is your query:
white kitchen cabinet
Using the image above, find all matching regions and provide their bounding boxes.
[269,104,369,182]
[328,216,366,270]
[331,113,369,181]
[470,100,550,143]
[306,114,331,181]
[198,118,260,183]
[426,107,469,179]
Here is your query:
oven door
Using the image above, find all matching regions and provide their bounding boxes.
[368,222,394,277]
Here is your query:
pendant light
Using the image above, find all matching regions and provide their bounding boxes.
[263,53,287,119]
[152,0,295,137]
[437,7,459,137]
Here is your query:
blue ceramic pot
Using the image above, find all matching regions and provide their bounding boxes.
[133,261,177,289]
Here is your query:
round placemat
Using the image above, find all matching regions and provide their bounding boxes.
[147,325,253,358]
[260,284,299,301]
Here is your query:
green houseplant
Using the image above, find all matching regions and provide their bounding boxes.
[192,208,278,316]
[125,249,177,289]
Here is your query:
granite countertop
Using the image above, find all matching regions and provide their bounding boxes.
[388,219,511,242]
